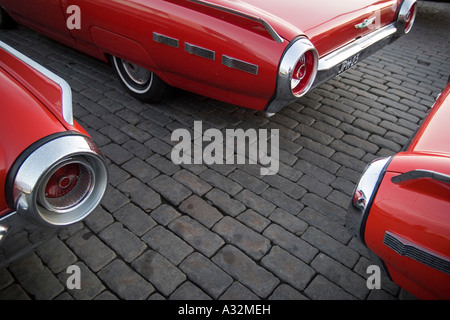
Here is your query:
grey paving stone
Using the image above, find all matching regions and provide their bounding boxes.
[169,281,212,300]
[304,275,356,300]
[205,188,246,217]
[311,253,369,300]
[118,178,161,211]
[57,262,105,300]
[235,189,276,217]
[173,169,213,196]
[263,224,318,263]
[219,282,260,300]
[113,203,157,236]
[66,229,116,272]
[132,250,186,297]
[261,246,315,291]
[213,217,270,260]
[302,227,359,268]
[179,195,223,228]
[142,226,194,265]
[169,215,224,257]
[98,260,154,300]
[180,252,233,299]
[149,174,192,206]
[35,237,77,274]
[8,252,64,300]
[98,222,147,263]
[212,245,279,298]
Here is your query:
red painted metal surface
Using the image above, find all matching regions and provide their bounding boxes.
[0,46,86,217]
[364,85,450,299]
[0,0,402,110]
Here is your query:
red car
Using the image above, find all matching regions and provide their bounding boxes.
[0,41,108,269]
[347,84,450,300]
[0,0,416,113]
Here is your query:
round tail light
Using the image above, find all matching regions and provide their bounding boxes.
[39,161,94,213]
[291,50,317,97]
[398,0,417,34]
[10,135,108,227]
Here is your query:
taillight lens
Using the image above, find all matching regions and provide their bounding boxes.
[404,3,417,33]
[398,0,417,34]
[39,160,94,213]
[291,50,316,97]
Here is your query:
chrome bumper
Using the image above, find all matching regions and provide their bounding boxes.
[265,23,401,113]
[312,23,398,91]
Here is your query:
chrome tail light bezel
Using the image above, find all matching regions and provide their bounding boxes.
[265,37,319,113]
[346,157,392,244]
[9,134,108,227]
[397,0,417,35]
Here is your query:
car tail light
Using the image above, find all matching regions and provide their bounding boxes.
[39,160,94,213]
[290,50,317,97]
[266,37,318,113]
[346,157,391,243]
[397,0,417,34]
[10,134,108,226]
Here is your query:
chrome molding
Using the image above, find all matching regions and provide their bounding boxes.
[187,0,284,43]
[318,23,397,71]
[153,32,179,48]
[185,43,215,60]
[222,55,258,75]
[0,41,74,125]
[384,231,450,274]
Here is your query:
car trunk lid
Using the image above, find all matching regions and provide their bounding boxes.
[196,0,399,57]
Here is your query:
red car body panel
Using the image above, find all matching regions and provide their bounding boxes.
[0,0,406,111]
[0,47,87,217]
[0,41,108,269]
[362,85,450,299]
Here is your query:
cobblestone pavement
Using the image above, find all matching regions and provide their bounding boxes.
[0,1,449,300]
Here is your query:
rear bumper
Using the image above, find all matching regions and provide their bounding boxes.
[265,22,400,113]
[312,23,398,90]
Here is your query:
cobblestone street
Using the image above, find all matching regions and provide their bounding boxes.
[0,1,449,300]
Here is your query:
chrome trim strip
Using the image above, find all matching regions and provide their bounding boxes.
[384,231,450,274]
[222,55,258,75]
[185,43,215,60]
[152,32,179,48]
[392,169,450,185]
[187,0,283,43]
[318,23,397,71]
[0,41,74,125]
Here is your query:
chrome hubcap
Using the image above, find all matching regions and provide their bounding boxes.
[122,61,151,85]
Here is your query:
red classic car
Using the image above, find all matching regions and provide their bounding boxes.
[0,40,108,269]
[347,84,450,299]
[0,0,417,113]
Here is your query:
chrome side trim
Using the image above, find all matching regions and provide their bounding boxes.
[152,32,179,48]
[0,41,73,125]
[222,55,258,75]
[392,170,450,185]
[318,23,397,71]
[384,231,450,274]
[185,43,215,60]
[187,0,283,43]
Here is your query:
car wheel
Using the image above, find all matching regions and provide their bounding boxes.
[110,56,168,103]
[0,8,17,29]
